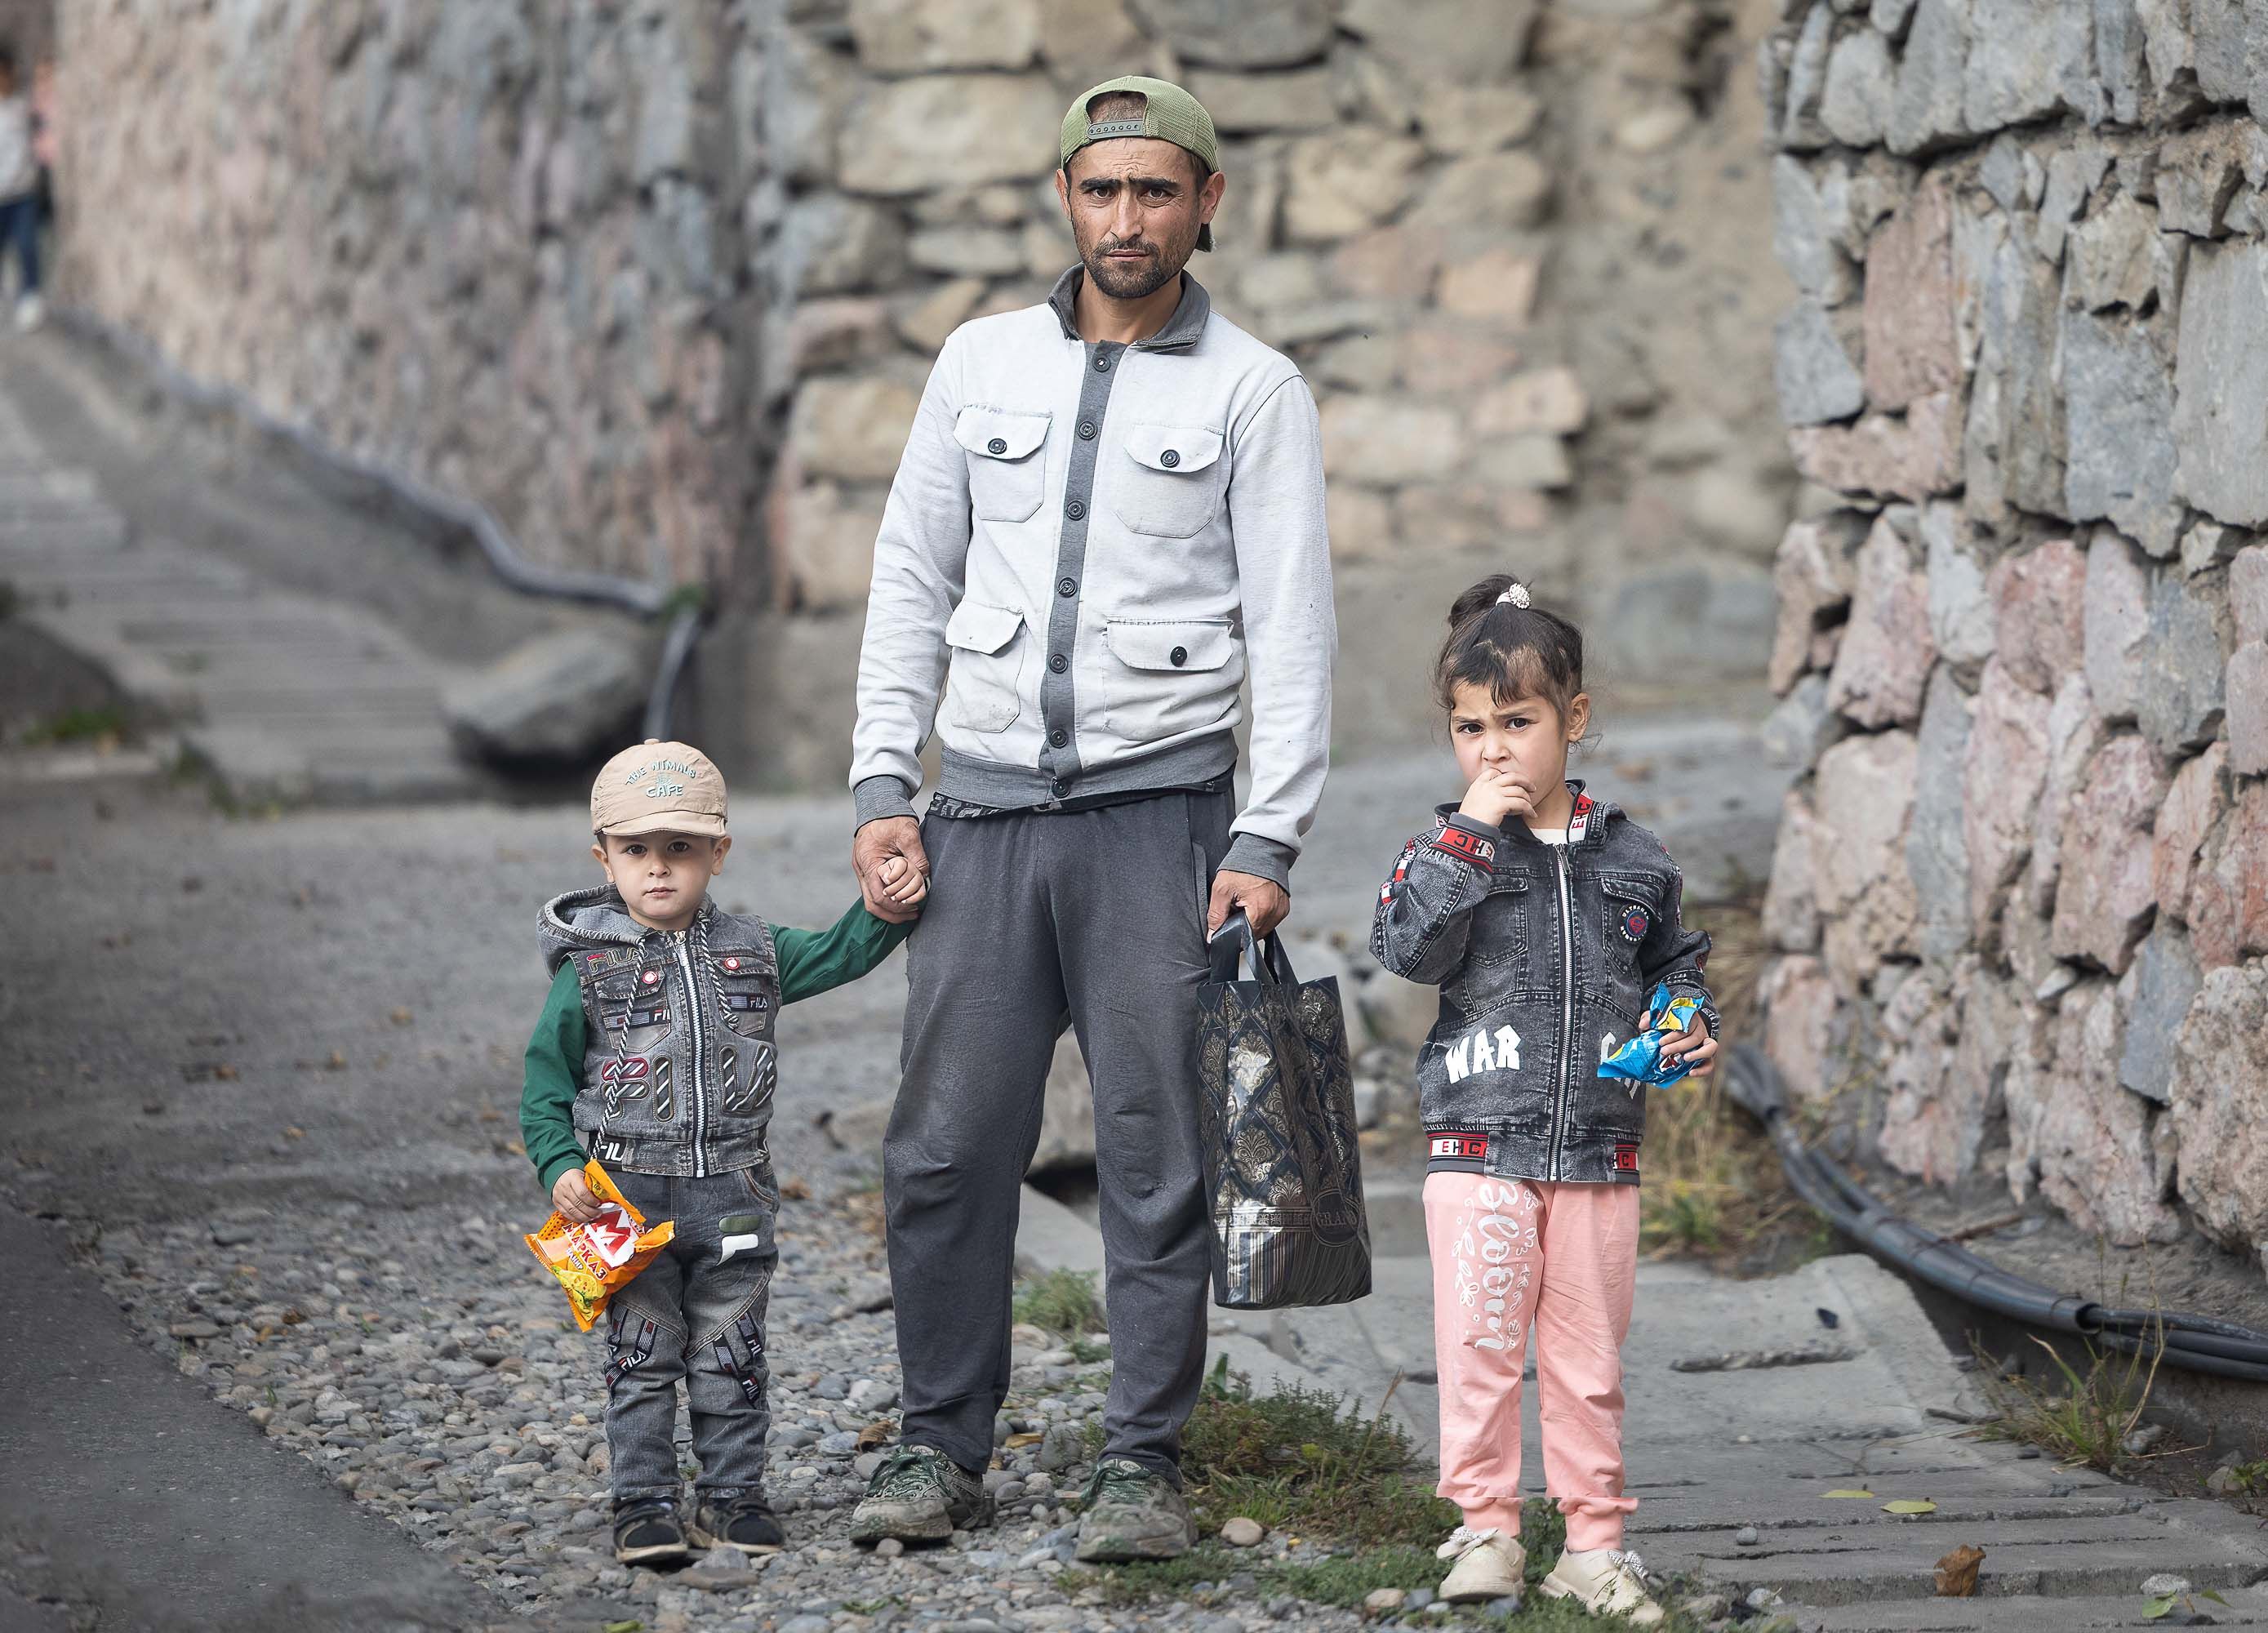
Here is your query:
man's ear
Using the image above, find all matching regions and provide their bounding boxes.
[1198,167,1226,229]
[1053,166,1072,222]
[710,835,732,874]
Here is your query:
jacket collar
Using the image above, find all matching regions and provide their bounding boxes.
[1434,782,1616,851]
[1047,265,1212,353]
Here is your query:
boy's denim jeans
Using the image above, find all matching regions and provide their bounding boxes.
[603,1164,779,1506]
[0,195,38,296]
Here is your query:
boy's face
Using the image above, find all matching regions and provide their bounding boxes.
[1450,680,1590,805]
[593,830,731,934]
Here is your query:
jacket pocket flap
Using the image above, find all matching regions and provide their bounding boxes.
[945,599,1025,654]
[954,407,1050,461]
[1105,619,1234,672]
[1123,425,1225,474]
[1484,867,1532,894]
[1599,872,1660,906]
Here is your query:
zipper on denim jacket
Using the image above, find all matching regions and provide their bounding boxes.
[1548,844,1575,1182]
[673,933,709,1177]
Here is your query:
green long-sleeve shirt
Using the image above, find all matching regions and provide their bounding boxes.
[522,901,909,1191]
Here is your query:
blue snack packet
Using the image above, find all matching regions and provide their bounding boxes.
[1599,982,1703,1094]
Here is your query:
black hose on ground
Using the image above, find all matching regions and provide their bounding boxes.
[1723,1043,2268,1384]
[49,309,703,736]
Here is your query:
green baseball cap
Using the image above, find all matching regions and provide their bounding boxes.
[1059,74,1220,252]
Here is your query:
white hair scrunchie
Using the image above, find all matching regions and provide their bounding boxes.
[1496,583,1532,608]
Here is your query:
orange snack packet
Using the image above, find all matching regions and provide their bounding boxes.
[524,1160,676,1332]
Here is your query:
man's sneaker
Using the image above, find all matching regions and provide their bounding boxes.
[612,1499,692,1566]
[848,1444,994,1545]
[689,1493,785,1555]
[1538,1547,1665,1625]
[1438,1525,1525,1603]
[1073,1457,1193,1563]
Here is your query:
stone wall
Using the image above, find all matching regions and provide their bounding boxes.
[1756,0,2268,1273]
[53,0,767,585]
[763,0,1799,712]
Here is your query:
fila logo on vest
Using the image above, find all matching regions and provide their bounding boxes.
[1443,1023,1522,1083]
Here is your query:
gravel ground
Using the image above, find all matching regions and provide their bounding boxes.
[68,1182,1390,1633]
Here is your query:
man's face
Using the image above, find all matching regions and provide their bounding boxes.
[592,830,730,934]
[1056,138,1225,300]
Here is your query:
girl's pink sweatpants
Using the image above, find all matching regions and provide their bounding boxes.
[1424,1171,1640,1551]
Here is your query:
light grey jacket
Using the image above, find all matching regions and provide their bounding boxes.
[849,269,1336,883]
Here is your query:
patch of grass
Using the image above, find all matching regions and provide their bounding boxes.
[1073,1499,1725,1628]
[21,704,131,745]
[1974,1331,2163,1471]
[1069,1334,1112,1365]
[2225,1457,2268,1493]
[1012,1268,1105,1336]
[1634,900,1812,1269]
[1170,1359,1457,1546]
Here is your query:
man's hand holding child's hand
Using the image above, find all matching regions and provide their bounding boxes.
[1457,767,1536,830]
[552,1167,603,1223]
[875,853,928,910]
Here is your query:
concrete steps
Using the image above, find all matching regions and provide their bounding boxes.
[0,387,498,808]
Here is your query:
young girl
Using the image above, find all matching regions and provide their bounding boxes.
[1371,576,1718,1622]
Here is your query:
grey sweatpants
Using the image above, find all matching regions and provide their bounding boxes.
[886,787,1232,1482]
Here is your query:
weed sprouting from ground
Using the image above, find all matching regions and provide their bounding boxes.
[1634,899,1815,1269]
[20,704,131,746]
[1012,1268,1106,1336]
[1974,1331,2165,1471]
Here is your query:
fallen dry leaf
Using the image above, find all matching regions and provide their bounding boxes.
[856,1422,893,1452]
[389,1007,414,1026]
[1004,1432,1044,1448]
[781,1177,812,1201]
[1823,1488,1874,1499]
[1883,1498,1938,1515]
[1933,1542,1984,1595]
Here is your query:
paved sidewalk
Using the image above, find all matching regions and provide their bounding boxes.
[0,1203,500,1632]
[1223,1242,2268,1627]
[0,354,494,806]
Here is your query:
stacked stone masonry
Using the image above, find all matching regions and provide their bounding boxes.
[739,0,1798,688]
[1759,0,2268,1275]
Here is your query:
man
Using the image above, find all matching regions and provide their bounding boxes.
[843,76,1336,1562]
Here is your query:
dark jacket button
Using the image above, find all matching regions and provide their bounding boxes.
[1058,577,1077,596]
[1065,500,1087,520]
[1078,420,1096,439]
[1048,653,1068,673]
[1160,449,1181,468]
[1049,728,1069,747]
[1170,646,1189,666]
[987,437,1007,455]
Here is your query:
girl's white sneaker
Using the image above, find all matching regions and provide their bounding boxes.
[1436,1525,1525,1603]
[1539,1546,1665,1624]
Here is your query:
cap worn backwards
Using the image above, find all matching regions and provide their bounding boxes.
[591,738,728,839]
[1059,73,1221,252]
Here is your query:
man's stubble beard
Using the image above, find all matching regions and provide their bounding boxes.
[1077,225,1198,301]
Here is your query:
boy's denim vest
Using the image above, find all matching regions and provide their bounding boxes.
[540,887,780,1179]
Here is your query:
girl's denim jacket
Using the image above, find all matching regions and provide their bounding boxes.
[1370,785,1716,1186]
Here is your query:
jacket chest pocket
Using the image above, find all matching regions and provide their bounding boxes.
[1595,873,1660,999]
[954,407,1049,523]
[1111,424,1226,539]
[1452,870,1535,999]
[711,955,777,1042]
[594,966,673,1044]
[943,598,1029,734]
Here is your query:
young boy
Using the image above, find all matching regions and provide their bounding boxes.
[522,738,918,1565]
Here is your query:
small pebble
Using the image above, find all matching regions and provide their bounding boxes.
[1736,1525,1759,1546]
[1220,1516,1265,1547]
[874,1537,904,1559]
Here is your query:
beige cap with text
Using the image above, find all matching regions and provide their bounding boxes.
[591,739,728,838]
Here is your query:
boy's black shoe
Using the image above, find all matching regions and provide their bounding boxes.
[690,1493,785,1555]
[612,1499,692,1566]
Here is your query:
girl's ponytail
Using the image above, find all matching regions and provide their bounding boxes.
[1433,576,1585,718]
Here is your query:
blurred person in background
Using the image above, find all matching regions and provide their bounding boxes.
[0,44,42,331]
